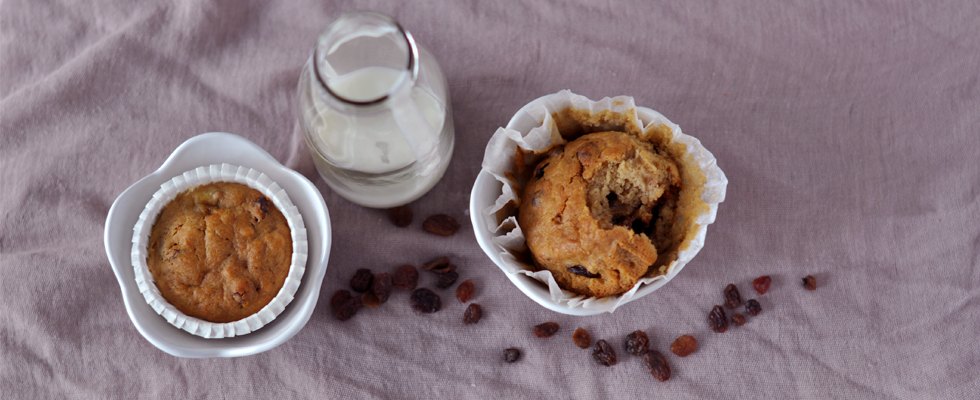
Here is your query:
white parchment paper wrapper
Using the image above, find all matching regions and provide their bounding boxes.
[131,164,308,338]
[481,90,728,312]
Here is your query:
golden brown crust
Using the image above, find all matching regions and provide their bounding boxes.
[519,132,681,297]
[146,182,292,323]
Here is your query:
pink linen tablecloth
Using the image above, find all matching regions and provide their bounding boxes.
[2,1,979,398]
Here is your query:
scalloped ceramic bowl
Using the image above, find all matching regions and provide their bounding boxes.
[104,132,331,358]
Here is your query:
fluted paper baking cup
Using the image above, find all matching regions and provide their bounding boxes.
[480,90,727,312]
[131,164,308,338]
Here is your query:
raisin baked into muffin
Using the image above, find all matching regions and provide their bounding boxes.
[146,182,292,323]
[518,131,681,297]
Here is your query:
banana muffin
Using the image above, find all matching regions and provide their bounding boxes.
[146,182,292,323]
[518,131,682,297]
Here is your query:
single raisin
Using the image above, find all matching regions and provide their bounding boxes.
[752,275,772,295]
[371,272,393,304]
[592,339,617,366]
[421,256,455,273]
[731,313,746,326]
[456,280,475,303]
[803,275,817,291]
[724,283,742,309]
[463,303,482,324]
[503,348,521,363]
[625,330,650,356]
[362,292,381,308]
[709,305,728,333]
[533,322,560,338]
[435,270,459,289]
[350,268,373,293]
[329,290,351,308]
[567,265,600,278]
[643,350,671,382]
[392,264,419,290]
[422,214,460,236]
[745,299,762,316]
[331,295,362,321]
[387,205,413,227]
[410,288,442,313]
[670,335,698,357]
[572,327,592,349]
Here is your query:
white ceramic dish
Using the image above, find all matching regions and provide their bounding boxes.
[104,132,331,357]
[470,96,725,316]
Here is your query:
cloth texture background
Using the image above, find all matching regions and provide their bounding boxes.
[2,1,979,398]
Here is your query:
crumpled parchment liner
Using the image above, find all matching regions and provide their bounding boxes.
[480,90,727,312]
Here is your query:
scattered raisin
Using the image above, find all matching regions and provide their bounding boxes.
[592,339,617,366]
[387,205,413,227]
[708,305,728,333]
[350,269,373,293]
[625,330,650,356]
[371,272,393,304]
[456,280,475,303]
[803,275,817,291]
[745,299,762,316]
[410,288,442,313]
[435,270,459,289]
[752,275,772,295]
[572,327,592,349]
[643,350,671,382]
[421,256,455,273]
[503,348,521,363]
[731,313,746,326]
[533,322,560,338]
[331,295,362,321]
[463,303,482,324]
[361,292,381,308]
[329,290,351,308]
[392,264,419,290]
[670,335,698,357]
[567,265,601,278]
[724,283,742,309]
[422,214,460,236]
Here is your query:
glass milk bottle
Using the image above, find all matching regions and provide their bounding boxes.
[297,11,454,208]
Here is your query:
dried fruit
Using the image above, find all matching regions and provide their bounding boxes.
[724,283,742,309]
[572,327,592,349]
[709,305,728,333]
[361,292,381,308]
[435,270,459,289]
[567,265,600,278]
[392,264,419,290]
[350,268,373,293]
[533,322,560,338]
[625,330,650,356]
[752,275,772,295]
[410,288,442,313]
[387,205,413,227]
[643,350,671,382]
[421,256,455,274]
[456,280,475,303]
[670,335,697,357]
[803,275,817,291]
[503,348,521,363]
[463,303,482,324]
[592,339,617,366]
[331,294,362,321]
[731,313,746,326]
[329,290,351,308]
[422,214,460,236]
[371,272,393,304]
[745,299,762,316]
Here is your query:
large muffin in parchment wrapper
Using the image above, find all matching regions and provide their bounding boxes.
[478,90,727,313]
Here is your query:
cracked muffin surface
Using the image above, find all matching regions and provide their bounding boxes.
[146,182,292,323]
[518,131,681,297]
